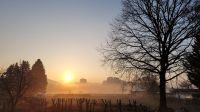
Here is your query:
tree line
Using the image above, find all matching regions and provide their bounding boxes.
[0,59,47,112]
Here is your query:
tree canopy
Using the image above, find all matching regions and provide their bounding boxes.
[0,61,31,112]
[0,59,47,112]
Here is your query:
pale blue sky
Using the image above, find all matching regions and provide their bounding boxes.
[0,0,121,82]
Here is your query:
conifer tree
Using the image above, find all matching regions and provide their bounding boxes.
[184,1,200,90]
[185,34,200,90]
[30,59,47,94]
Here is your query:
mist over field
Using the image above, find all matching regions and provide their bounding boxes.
[47,79,126,94]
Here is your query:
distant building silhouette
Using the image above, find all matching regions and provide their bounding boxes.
[80,78,87,84]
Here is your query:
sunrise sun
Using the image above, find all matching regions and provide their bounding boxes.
[63,72,74,83]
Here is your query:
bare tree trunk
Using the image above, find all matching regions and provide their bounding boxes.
[10,101,16,112]
[159,71,167,112]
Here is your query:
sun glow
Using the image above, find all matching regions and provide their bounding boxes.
[63,72,74,83]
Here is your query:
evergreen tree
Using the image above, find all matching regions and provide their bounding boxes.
[20,61,30,74]
[184,1,200,90]
[30,59,47,94]
[185,34,200,90]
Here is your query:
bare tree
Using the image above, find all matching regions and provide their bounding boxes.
[120,81,127,94]
[101,0,197,111]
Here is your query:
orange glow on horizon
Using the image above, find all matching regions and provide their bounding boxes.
[63,71,74,83]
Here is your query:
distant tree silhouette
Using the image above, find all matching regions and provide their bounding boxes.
[101,0,197,111]
[138,70,159,93]
[80,78,87,84]
[120,81,127,94]
[103,77,123,85]
[29,59,47,95]
[184,1,200,90]
[179,80,192,89]
[0,61,31,112]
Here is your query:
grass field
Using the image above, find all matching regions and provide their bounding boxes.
[1,93,200,112]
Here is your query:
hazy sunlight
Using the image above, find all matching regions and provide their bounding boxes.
[63,72,74,83]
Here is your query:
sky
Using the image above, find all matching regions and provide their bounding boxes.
[0,0,122,83]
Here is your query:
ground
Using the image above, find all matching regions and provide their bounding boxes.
[1,93,200,112]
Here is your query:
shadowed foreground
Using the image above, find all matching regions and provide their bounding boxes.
[1,94,200,112]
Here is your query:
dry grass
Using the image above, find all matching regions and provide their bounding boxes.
[1,93,200,112]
